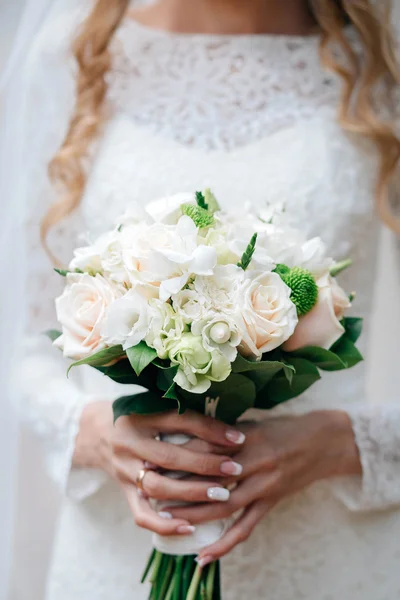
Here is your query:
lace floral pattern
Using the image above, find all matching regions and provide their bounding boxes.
[109,20,340,151]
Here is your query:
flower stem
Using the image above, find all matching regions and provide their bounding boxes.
[149,550,163,584]
[206,561,216,599]
[141,548,156,583]
[186,564,203,600]
[173,556,184,600]
[330,258,352,277]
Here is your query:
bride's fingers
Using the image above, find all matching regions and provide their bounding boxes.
[139,470,231,503]
[182,438,237,457]
[167,474,267,523]
[122,482,195,536]
[197,499,273,564]
[136,439,240,477]
[150,410,246,448]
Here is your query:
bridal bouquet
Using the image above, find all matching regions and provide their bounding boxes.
[49,190,363,600]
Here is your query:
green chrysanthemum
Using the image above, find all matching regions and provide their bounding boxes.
[181,203,215,229]
[282,267,318,316]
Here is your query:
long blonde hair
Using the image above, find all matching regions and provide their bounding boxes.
[43,0,400,259]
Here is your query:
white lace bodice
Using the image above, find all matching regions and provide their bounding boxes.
[18,7,400,600]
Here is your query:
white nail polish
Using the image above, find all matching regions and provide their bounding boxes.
[159,511,173,519]
[196,555,213,568]
[220,461,243,476]
[177,525,196,534]
[207,487,230,502]
[225,430,246,445]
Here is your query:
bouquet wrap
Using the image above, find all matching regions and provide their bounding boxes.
[153,433,230,556]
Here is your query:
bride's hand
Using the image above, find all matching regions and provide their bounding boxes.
[73,401,245,537]
[168,411,362,564]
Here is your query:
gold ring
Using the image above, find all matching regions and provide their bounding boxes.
[136,468,149,492]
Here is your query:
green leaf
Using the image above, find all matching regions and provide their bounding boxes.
[287,346,347,371]
[331,335,363,369]
[257,357,321,408]
[112,392,177,422]
[342,317,363,344]
[330,259,352,277]
[232,354,295,392]
[54,268,69,276]
[157,366,179,392]
[163,382,178,400]
[67,345,125,375]
[45,329,62,342]
[237,233,258,271]
[204,188,221,214]
[179,374,256,424]
[54,268,83,277]
[95,360,142,385]
[195,191,208,210]
[126,342,157,376]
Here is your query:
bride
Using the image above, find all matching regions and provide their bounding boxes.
[2,0,400,598]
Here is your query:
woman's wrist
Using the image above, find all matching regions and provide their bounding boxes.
[72,401,114,475]
[306,410,362,479]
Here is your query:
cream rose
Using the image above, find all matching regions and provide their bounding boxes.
[54,273,121,360]
[238,272,298,359]
[283,273,351,351]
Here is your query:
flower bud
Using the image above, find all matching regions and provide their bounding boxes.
[209,322,231,344]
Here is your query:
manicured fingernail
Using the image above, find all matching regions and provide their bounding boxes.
[220,461,243,476]
[207,487,230,501]
[225,430,246,444]
[196,555,214,568]
[177,525,196,535]
[159,511,173,519]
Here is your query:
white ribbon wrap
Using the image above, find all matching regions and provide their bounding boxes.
[152,431,229,556]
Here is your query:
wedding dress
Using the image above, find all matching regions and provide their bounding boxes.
[19,5,400,599]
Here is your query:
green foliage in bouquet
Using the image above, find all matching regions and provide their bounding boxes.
[274,264,318,316]
[48,317,363,426]
[182,203,215,229]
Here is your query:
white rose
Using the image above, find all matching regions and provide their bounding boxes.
[145,299,187,359]
[284,274,351,351]
[167,333,231,394]
[145,192,197,224]
[101,284,157,350]
[54,273,121,360]
[191,312,241,361]
[238,272,298,359]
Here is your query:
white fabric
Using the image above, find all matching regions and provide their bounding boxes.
[10,7,400,600]
[0,1,64,596]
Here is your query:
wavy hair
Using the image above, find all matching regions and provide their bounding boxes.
[43,0,400,259]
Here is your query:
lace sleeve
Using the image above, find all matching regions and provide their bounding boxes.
[333,233,400,512]
[16,5,108,500]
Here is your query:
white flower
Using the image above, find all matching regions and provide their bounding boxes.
[193,264,244,313]
[238,272,298,359]
[54,273,121,360]
[167,333,231,394]
[191,313,241,361]
[141,216,217,301]
[101,284,158,350]
[284,273,351,351]
[145,299,187,359]
[145,192,197,224]
[172,289,207,323]
[299,237,334,279]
